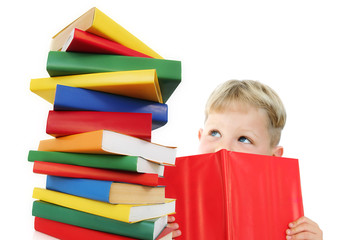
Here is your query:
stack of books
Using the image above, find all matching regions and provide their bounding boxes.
[29,7,181,240]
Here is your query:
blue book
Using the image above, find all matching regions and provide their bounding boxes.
[53,85,168,129]
[46,176,166,204]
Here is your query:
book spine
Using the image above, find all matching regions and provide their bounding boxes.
[64,28,153,58]
[33,161,159,186]
[46,51,182,102]
[46,110,152,141]
[221,150,235,239]
[33,188,132,222]
[34,217,136,240]
[46,176,112,202]
[53,85,168,130]
[32,201,158,240]
[30,69,162,104]
[28,150,139,172]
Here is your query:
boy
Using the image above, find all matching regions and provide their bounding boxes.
[168,80,323,239]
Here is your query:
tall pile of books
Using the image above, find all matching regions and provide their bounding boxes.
[28,7,181,240]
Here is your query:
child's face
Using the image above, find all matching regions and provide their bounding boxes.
[198,102,283,157]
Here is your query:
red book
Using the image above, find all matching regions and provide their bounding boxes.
[34,217,173,240]
[33,161,158,186]
[159,149,304,240]
[46,111,152,141]
[62,28,153,58]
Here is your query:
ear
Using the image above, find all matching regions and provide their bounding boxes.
[198,128,203,141]
[272,146,284,157]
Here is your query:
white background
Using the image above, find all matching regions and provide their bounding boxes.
[1,0,350,239]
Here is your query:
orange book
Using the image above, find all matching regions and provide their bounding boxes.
[38,130,176,165]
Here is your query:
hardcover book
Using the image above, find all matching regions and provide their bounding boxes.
[30,69,163,103]
[62,28,152,58]
[32,188,176,223]
[53,85,168,129]
[159,149,304,240]
[28,150,164,176]
[32,201,167,240]
[46,111,152,141]
[37,129,177,165]
[34,217,173,240]
[33,161,159,186]
[47,51,181,102]
[46,176,166,204]
[50,7,162,59]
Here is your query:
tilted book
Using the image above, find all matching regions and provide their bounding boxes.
[30,69,163,103]
[32,188,176,223]
[47,51,181,102]
[46,111,152,141]
[28,150,164,176]
[34,217,173,240]
[62,28,152,58]
[53,85,168,130]
[159,149,304,240]
[38,129,176,165]
[50,7,162,59]
[46,176,166,204]
[32,201,168,240]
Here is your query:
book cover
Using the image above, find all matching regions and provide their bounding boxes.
[34,217,173,240]
[32,201,167,240]
[62,28,152,58]
[28,151,164,176]
[46,176,166,204]
[33,161,159,186]
[32,188,176,223]
[159,149,304,240]
[46,111,152,141]
[47,51,181,102]
[38,130,177,165]
[53,85,168,130]
[31,69,163,103]
[50,7,162,59]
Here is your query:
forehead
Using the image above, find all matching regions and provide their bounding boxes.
[206,103,270,129]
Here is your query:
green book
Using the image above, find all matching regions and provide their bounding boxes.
[28,150,164,176]
[46,51,182,102]
[32,201,167,240]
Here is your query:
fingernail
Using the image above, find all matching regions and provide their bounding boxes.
[286,236,292,240]
[288,222,294,228]
[286,229,291,235]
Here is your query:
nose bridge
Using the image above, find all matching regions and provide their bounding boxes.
[215,137,233,152]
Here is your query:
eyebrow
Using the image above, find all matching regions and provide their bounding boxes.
[239,129,259,139]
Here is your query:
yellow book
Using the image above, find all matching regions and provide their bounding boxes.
[50,7,163,59]
[30,69,163,103]
[32,188,176,223]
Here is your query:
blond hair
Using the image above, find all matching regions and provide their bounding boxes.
[205,80,286,146]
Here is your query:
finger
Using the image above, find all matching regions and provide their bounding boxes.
[167,215,176,223]
[289,216,318,228]
[167,222,179,230]
[286,231,315,240]
[286,222,319,235]
[172,229,182,238]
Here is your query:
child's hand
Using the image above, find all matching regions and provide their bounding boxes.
[167,215,182,238]
[286,216,323,240]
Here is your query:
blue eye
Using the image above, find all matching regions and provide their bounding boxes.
[210,130,221,138]
[238,136,251,144]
